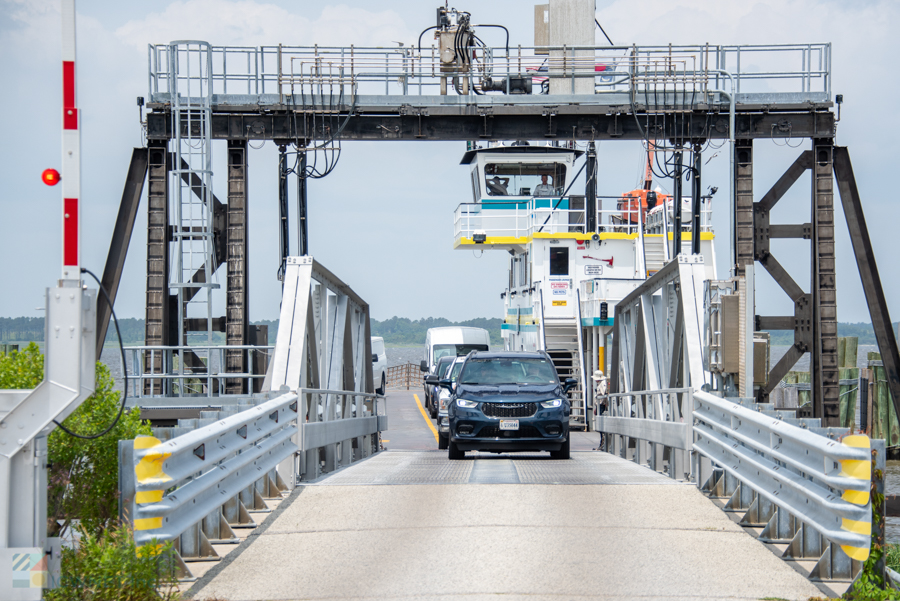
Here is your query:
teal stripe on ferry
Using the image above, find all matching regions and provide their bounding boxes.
[479,201,529,210]
[582,317,614,327]
[501,324,539,332]
[534,198,569,210]
[506,307,534,316]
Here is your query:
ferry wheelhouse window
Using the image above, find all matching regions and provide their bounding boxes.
[483,162,566,197]
[470,169,481,201]
[550,247,569,276]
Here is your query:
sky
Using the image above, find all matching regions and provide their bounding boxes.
[1,0,898,325]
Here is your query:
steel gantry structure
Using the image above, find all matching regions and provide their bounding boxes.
[90,35,899,424]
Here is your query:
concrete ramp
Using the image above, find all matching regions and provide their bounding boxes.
[188,450,826,601]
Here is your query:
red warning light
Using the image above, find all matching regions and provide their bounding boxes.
[42,169,61,186]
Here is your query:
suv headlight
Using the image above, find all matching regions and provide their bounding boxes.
[541,399,563,408]
[457,399,478,408]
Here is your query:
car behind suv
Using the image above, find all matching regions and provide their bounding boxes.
[443,351,576,460]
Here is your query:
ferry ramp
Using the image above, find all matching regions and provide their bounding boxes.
[183,389,828,601]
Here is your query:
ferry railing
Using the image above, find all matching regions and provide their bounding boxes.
[453,202,531,242]
[454,200,664,242]
[125,344,273,398]
[148,43,831,103]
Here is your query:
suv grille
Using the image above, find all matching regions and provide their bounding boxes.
[481,402,537,418]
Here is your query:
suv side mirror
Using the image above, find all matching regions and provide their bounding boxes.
[372,353,378,363]
[424,375,438,385]
[438,378,454,392]
[420,360,428,372]
[563,378,578,393]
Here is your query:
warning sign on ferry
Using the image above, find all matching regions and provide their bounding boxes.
[552,301,567,306]
[550,282,567,290]
[585,265,603,276]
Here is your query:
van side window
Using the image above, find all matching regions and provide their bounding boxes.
[550,247,569,276]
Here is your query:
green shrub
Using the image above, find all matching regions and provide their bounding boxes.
[0,341,43,388]
[45,522,180,601]
[887,544,900,574]
[48,362,153,536]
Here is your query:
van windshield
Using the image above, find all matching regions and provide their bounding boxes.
[459,357,559,385]
[433,344,489,362]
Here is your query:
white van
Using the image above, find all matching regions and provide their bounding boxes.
[371,336,387,395]
[420,326,491,414]
[420,327,490,373]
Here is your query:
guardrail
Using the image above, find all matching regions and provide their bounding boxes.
[594,390,875,580]
[692,390,872,562]
[120,387,385,579]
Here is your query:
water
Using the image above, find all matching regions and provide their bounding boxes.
[885,461,900,544]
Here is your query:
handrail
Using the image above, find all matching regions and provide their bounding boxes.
[149,42,831,103]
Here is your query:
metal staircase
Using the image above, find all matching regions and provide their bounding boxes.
[542,316,587,430]
[643,236,668,275]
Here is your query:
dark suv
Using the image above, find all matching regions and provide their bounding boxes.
[442,351,576,460]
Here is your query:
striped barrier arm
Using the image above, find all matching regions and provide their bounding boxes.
[693,390,872,561]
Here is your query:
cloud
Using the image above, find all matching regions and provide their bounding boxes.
[114,1,414,51]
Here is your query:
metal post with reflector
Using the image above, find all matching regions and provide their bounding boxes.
[0,2,96,597]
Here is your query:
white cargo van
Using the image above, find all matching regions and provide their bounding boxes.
[420,326,491,414]
[420,327,490,373]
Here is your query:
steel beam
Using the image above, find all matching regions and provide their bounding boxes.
[769,224,811,239]
[147,110,834,143]
[278,146,289,279]
[833,146,900,429]
[298,152,308,256]
[757,151,813,213]
[673,150,683,256]
[144,141,169,395]
[759,253,805,302]
[734,140,753,275]
[585,142,597,233]
[756,316,795,331]
[226,140,250,394]
[97,148,148,358]
[811,140,838,423]
[691,144,702,255]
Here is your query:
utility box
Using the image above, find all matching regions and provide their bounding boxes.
[753,333,770,386]
[534,4,550,55]
[721,294,741,374]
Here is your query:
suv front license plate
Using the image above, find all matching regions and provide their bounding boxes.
[499,420,519,431]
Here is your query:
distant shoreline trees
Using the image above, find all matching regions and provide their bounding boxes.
[2,316,890,348]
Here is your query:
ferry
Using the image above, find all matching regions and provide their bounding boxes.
[454,142,717,428]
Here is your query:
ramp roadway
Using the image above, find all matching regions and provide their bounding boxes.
[186,390,828,601]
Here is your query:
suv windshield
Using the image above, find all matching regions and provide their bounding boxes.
[433,344,489,362]
[459,357,559,385]
[435,357,453,377]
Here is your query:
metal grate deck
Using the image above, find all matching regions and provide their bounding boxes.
[310,450,684,486]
